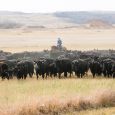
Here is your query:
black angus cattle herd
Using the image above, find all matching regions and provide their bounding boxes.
[0,56,115,80]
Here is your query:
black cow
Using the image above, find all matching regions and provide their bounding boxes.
[15,61,27,79]
[102,59,113,77]
[5,59,17,69]
[44,58,54,77]
[0,62,9,80]
[35,58,58,79]
[112,62,115,78]
[24,60,34,77]
[55,58,72,78]
[15,60,34,79]
[49,62,57,77]
[72,59,89,78]
[89,60,102,78]
[5,59,17,78]
[35,59,46,79]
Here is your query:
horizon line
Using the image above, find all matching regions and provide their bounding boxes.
[1,10,115,14]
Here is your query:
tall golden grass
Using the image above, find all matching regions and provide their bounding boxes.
[0,90,115,115]
[0,78,115,115]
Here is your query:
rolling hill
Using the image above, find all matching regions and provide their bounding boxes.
[0,11,115,29]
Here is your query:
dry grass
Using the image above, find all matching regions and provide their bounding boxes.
[0,28,115,52]
[66,107,115,115]
[0,77,115,115]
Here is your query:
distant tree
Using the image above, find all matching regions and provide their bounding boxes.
[57,38,62,50]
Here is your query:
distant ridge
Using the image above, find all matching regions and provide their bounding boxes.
[0,11,115,29]
[54,11,115,24]
[0,11,27,15]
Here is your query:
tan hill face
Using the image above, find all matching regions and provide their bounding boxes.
[85,19,112,29]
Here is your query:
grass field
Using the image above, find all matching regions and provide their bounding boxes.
[0,77,115,115]
[66,107,115,115]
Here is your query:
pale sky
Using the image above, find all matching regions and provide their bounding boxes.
[0,0,115,13]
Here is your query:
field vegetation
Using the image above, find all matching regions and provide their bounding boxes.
[0,76,115,114]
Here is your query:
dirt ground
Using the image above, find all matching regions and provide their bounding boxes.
[0,28,115,53]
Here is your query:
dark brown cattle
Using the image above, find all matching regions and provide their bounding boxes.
[0,62,9,80]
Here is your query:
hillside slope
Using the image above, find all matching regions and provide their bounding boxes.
[0,11,115,29]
